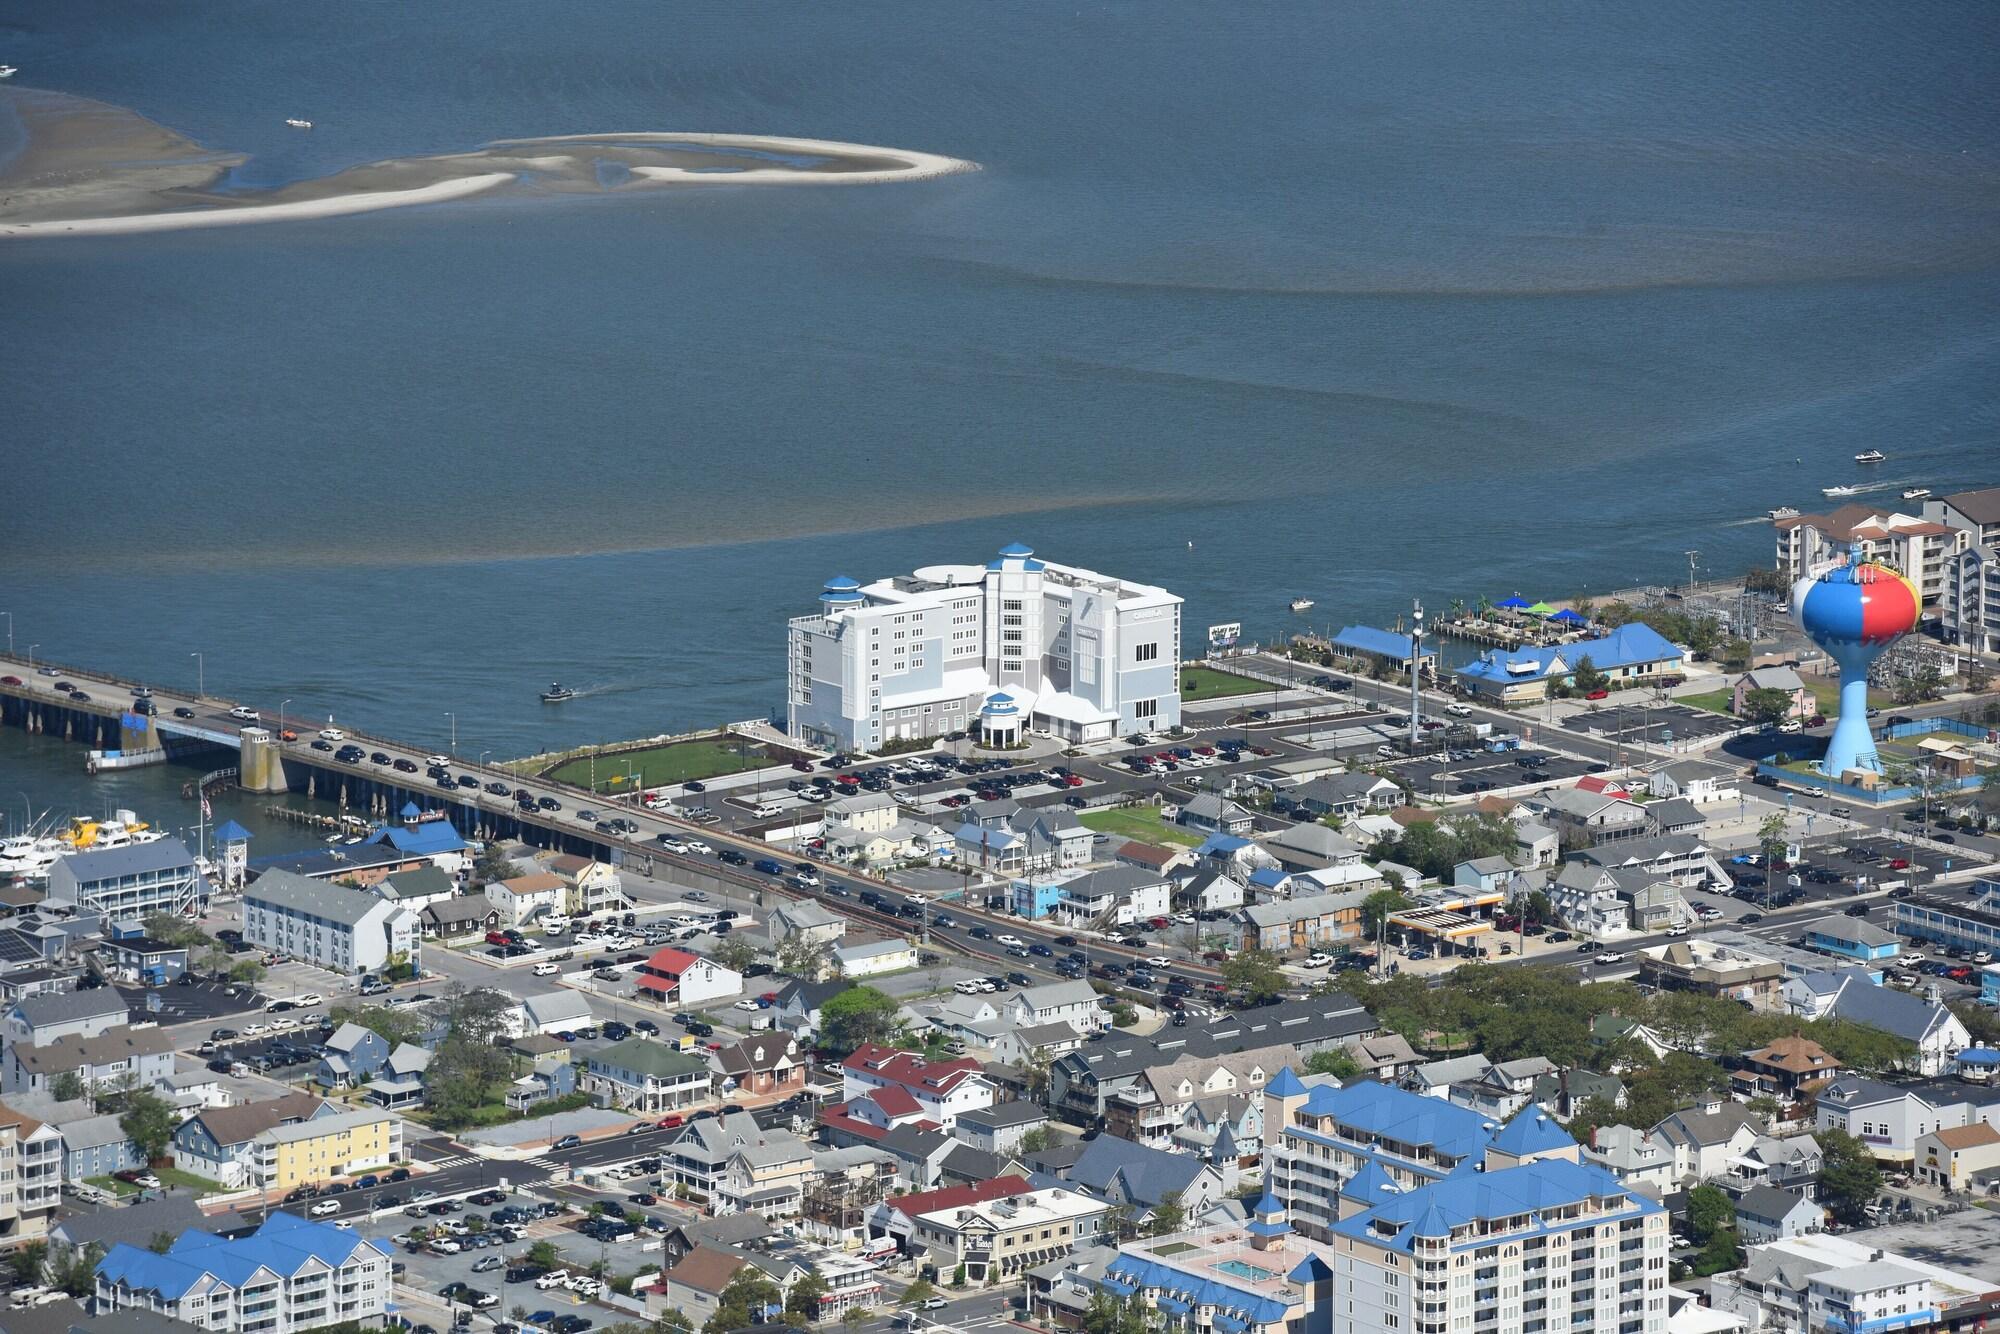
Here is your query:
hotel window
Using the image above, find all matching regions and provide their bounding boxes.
[1135,700,1158,720]
[1135,643,1159,662]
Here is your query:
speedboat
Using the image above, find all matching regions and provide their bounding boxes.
[1767,506,1800,520]
[1821,485,1858,497]
[540,682,576,703]
[285,118,313,129]
[1902,488,1931,501]
[1289,598,1314,612]
[1854,450,1885,463]
[0,67,17,80]
[0,835,64,880]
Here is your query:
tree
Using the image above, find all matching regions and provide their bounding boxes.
[425,986,521,1128]
[1817,1128,1883,1223]
[1757,812,1789,869]
[1571,656,1609,697]
[148,1231,176,1254]
[1686,1184,1734,1245]
[1302,1048,1360,1081]
[144,912,213,951]
[654,1313,693,1334]
[1146,1191,1186,1236]
[776,932,834,981]
[1018,1126,1056,1155]
[5,1240,46,1286]
[1688,1227,1744,1278]
[1221,949,1288,1004]
[528,1240,563,1269]
[1893,664,1944,706]
[1360,888,1411,940]
[819,985,900,1056]
[703,1267,783,1334]
[51,1070,87,1104]
[784,1272,827,1324]
[1745,567,1790,596]
[328,1003,427,1049]
[1740,687,1795,729]
[120,1089,175,1163]
[1110,1003,1138,1028]
[473,840,517,884]
[1022,1046,1053,1102]
[1719,638,1754,673]
[713,935,758,975]
[899,1279,939,1308]
[228,958,266,985]
[50,1242,103,1297]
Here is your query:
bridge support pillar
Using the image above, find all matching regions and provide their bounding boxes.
[237,727,291,794]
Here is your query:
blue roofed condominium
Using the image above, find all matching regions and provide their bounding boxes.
[787,543,1183,751]
[1099,1069,1669,1334]
[94,1210,394,1332]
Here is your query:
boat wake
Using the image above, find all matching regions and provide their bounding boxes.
[0,89,977,239]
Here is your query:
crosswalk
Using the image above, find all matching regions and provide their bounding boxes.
[524,1157,564,1171]
[426,1153,480,1169]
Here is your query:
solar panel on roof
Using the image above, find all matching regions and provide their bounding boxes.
[0,930,47,965]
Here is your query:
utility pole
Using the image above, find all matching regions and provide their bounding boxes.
[1408,598,1424,755]
[1684,549,1701,594]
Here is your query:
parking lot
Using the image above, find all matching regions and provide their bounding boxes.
[1385,748,1601,799]
[1718,833,1939,910]
[116,976,265,1025]
[1563,702,1741,746]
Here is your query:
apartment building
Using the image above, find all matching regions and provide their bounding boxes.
[95,1211,394,1333]
[1816,1076,2000,1165]
[3,1024,176,1099]
[251,1107,404,1192]
[45,836,205,920]
[788,543,1183,750]
[241,869,420,976]
[1775,504,1966,605]
[0,1099,62,1243]
[1927,487,2000,653]
[906,1186,1108,1284]
[175,1092,333,1190]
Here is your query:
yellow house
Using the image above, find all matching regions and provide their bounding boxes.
[251,1108,404,1192]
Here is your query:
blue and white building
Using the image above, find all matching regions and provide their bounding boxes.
[788,544,1183,750]
[45,836,206,920]
[1454,623,1686,704]
[95,1210,394,1333]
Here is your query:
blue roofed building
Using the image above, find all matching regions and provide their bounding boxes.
[1264,1073,1503,1241]
[364,817,469,861]
[94,1209,395,1332]
[1455,622,1685,704]
[1331,625,1438,673]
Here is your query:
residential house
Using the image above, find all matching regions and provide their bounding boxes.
[241,868,420,975]
[1525,787,1651,845]
[1570,833,1729,887]
[636,947,743,1007]
[1232,891,1369,954]
[1176,794,1254,837]
[1802,916,1902,966]
[94,932,190,986]
[366,1043,431,1110]
[1648,759,1742,805]
[521,989,595,1036]
[371,865,460,916]
[1047,865,1171,929]
[1826,975,1970,1076]
[314,1022,390,1092]
[1915,1122,2000,1193]
[1293,773,1405,821]
[485,872,567,927]
[868,1176,1036,1251]
[770,978,850,1039]
[584,1038,711,1113]
[1259,823,1366,873]
[1654,1101,1767,1184]
[504,1054,577,1112]
[835,938,918,978]
[655,1245,756,1331]
[1403,1054,1494,1101]
[1648,799,1707,837]
[1005,981,1106,1036]
[1176,867,1245,915]
[1734,1185,1825,1244]
[417,893,500,940]
[842,1045,993,1129]
[1115,842,1193,878]
[1548,863,1635,938]
[712,1036,809,1099]
[956,800,1094,875]
[1726,1133,1824,1197]
[93,1212,395,1332]
[767,900,846,950]
[1639,939,1786,1010]
[715,1130,816,1218]
[3,1025,176,1099]
[953,1102,1050,1157]
[1731,1036,1842,1109]
[173,1092,332,1189]
[534,852,629,917]
[663,1112,802,1206]
[1443,1056,1560,1119]
[992,1023,1088,1068]
[1104,1044,1296,1159]
[1732,666,1813,720]
[1172,1090,1263,1168]
[56,1111,140,1183]
[5,989,131,1046]
[1583,1123,1687,1193]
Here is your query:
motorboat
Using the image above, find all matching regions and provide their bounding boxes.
[1902,488,1931,501]
[1767,506,1800,520]
[1821,485,1858,497]
[540,682,576,703]
[285,118,313,129]
[1854,450,1886,463]
[0,835,65,881]
[1288,598,1314,612]
[0,67,17,80]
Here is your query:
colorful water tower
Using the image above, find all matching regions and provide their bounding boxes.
[1791,543,1921,778]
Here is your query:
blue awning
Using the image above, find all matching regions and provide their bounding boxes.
[1100,1279,1136,1297]
[1213,1317,1247,1334]
[1156,1298,1191,1316]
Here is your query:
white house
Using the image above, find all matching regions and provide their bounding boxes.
[1004,981,1106,1036]
[834,939,918,978]
[521,990,595,1035]
[841,1044,993,1129]
[485,872,567,927]
[1648,759,1742,805]
[1051,865,1171,927]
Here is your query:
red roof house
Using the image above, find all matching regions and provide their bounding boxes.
[634,946,742,1006]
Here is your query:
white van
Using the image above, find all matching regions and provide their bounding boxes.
[751,803,782,819]
[532,961,560,976]
[542,915,571,934]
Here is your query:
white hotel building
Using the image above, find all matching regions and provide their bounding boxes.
[787,543,1183,752]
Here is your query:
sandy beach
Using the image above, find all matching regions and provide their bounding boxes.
[0,89,977,240]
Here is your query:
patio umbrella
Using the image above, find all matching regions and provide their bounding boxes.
[1495,596,1531,610]
[1551,608,1588,624]
[1524,601,1557,616]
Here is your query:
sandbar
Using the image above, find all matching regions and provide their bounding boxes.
[0,89,977,240]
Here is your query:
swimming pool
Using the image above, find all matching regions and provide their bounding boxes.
[1214,1259,1278,1283]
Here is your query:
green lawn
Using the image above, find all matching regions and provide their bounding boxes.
[1079,806,1203,848]
[1178,665,1273,702]
[546,736,772,792]
[87,1174,138,1197]
[1803,678,1891,713]
[155,1166,223,1194]
[1680,689,1737,716]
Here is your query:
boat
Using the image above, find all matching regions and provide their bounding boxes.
[1902,488,1931,501]
[1822,485,1859,497]
[540,682,576,703]
[1854,450,1886,464]
[0,67,17,80]
[285,118,313,129]
[1288,598,1314,612]
[0,835,65,881]
[1767,506,1800,520]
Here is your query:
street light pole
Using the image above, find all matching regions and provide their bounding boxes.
[281,699,291,739]
[446,712,457,757]
[190,651,204,697]
[1,612,10,655]
[26,645,36,673]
